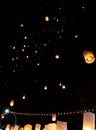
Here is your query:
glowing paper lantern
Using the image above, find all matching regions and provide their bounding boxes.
[19,127,24,130]
[44,123,56,130]
[52,113,56,121]
[10,126,14,130]
[1,113,4,119]
[5,124,11,130]
[10,99,14,106]
[48,123,56,130]
[24,124,32,130]
[56,121,67,130]
[55,54,60,59]
[22,95,26,100]
[35,124,41,130]
[45,16,49,21]
[13,125,19,130]
[83,112,95,130]
[83,50,95,64]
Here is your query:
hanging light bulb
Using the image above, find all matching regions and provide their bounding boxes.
[83,50,95,64]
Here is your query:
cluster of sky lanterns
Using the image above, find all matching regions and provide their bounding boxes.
[21,16,96,65]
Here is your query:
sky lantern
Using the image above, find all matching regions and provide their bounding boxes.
[10,99,14,106]
[1,113,5,119]
[19,127,24,130]
[83,112,95,130]
[5,124,11,130]
[22,95,26,100]
[24,124,32,130]
[52,113,56,121]
[56,121,67,130]
[44,123,56,130]
[14,125,19,130]
[55,54,60,59]
[35,124,41,130]
[83,50,95,64]
[45,16,49,21]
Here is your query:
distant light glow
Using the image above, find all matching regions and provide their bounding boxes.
[20,24,24,27]
[62,85,66,89]
[74,34,78,38]
[22,95,26,100]
[55,54,60,59]
[44,85,48,90]
[83,50,95,64]
[45,16,49,21]
[10,99,14,106]
[24,36,27,39]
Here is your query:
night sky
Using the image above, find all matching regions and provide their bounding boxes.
[0,0,96,127]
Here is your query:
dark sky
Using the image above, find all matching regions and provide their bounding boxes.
[0,0,96,127]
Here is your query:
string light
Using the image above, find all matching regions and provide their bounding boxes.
[2,109,94,117]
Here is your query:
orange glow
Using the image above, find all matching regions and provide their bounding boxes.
[52,113,56,121]
[45,16,49,21]
[55,54,60,59]
[83,50,95,64]
[10,99,14,106]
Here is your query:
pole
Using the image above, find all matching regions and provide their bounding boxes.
[9,111,17,125]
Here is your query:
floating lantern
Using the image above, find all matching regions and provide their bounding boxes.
[10,126,14,130]
[5,124,11,130]
[35,124,41,130]
[22,95,26,100]
[83,50,95,64]
[14,125,19,130]
[83,112,95,130]
[24,124,32,130]
[19,127,24,130]
[44,123,56,130]
[45,16,49,21]
[10,99,14,106]
[56,121,67,130]
[1,113,4,119]
[52,113,56,121]
[55,54,60,59]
